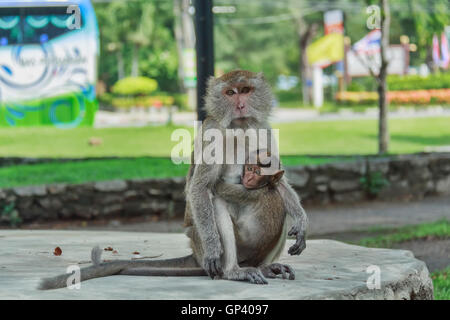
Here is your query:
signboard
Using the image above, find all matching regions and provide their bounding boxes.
[324,10,343,35]
[345,45,408,77]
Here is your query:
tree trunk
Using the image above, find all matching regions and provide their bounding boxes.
[173,0,185,90]
[131,43,139,77]
[117,50,125,80]
[378,0,390,154]
[297,23,318,106]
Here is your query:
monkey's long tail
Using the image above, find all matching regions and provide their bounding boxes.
[38,246,203,290]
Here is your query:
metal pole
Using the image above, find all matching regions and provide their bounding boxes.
[194,0,214,121]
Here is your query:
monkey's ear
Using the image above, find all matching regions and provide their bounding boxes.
[272,170,284,184]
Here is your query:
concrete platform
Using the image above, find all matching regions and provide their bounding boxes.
[0,230,433,299]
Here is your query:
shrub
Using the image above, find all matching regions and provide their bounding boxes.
[111,77,158,96]
[335,89,450,105]
[387,73,450,91]
[111,95,174,109]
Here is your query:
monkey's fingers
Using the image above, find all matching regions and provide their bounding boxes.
[204,257,223,278]
[264,263,295,280]
[283,265,295,280]
[289,238,306,255]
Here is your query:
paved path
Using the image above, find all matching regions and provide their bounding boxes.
[94,107,450,128]
[0,232,432,299]
[55,196,450,237]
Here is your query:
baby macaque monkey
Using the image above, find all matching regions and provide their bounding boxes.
[211,150,294,283]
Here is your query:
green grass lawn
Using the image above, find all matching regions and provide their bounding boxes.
[432,267,450,300]
[1,117,449,158]
[0,116,449,187]
[0,156,337,188]
[358,220,450,248]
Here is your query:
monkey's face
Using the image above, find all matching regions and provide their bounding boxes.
[204,70,274,127]
[242,163,285,189]
[222,84,254,119]
[242,164,267,189]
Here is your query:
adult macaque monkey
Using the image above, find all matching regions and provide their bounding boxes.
[184,70,307,282]
[38,70,307,289]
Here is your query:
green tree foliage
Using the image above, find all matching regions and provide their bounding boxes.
[93,0,449,93]
[94,0,179,92]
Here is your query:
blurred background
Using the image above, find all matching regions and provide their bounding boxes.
[0,0,449,299]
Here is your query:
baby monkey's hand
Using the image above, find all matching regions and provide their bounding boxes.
[287,223,306,255]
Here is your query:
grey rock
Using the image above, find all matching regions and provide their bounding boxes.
[101,204,123,216]
[368,159,390,174]
[436,176,450,194]
[330,179,361,192]
[333,190,365,203]
[98,194,124,205]
[13,186,47,197]
[331,161,366,175]
[47,184,67,195]
[314,175,329,184]
[38,198,63,211]
[286,169,309,188]
[0,232,433,300]
[94,180,128,192]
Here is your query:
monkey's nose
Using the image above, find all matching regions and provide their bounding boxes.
[237,104,245,110]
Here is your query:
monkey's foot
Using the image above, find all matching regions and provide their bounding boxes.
[224,267,268,285]
[259,263,295,280]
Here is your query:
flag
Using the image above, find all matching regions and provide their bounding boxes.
[441,33,450,69]
[353,29,381,55]
[307,33,344,67]
[432,34,441,67]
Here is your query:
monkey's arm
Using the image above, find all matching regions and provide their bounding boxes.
[187,118,229,278]
[188,162,224,277]
[215,181,264,204]
[277,177,308,255]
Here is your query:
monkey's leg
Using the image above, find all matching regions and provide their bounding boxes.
[214,197,267,285]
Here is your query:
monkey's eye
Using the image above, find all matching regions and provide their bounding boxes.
[225,89,235,96]
[240,86,251,94]
[254,169,261,175]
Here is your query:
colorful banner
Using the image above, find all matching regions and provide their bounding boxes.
[307,33,344,67]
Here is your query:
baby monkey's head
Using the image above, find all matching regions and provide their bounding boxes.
[242,150,284,189]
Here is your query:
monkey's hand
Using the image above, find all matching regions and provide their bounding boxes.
[203,251,224,279]
[287,223,306,255]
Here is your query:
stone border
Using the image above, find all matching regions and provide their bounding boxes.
[1,153,449,225]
